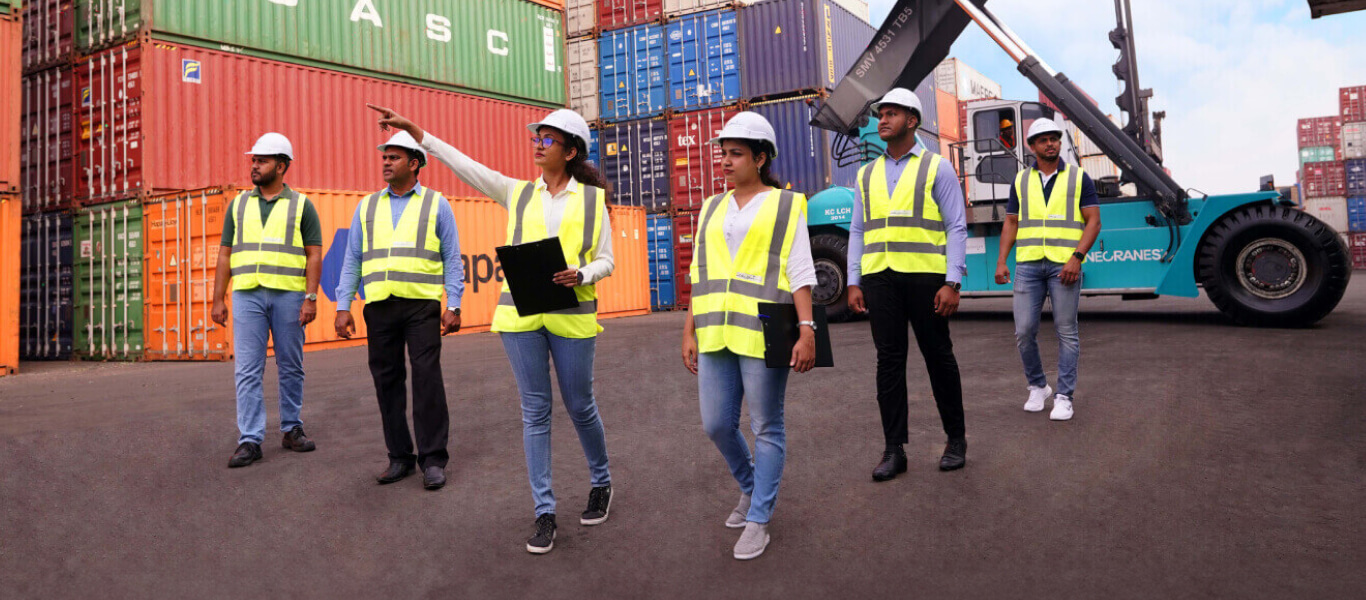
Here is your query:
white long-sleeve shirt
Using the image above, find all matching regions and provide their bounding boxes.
[420,133,615,284]
[718,190,817,291]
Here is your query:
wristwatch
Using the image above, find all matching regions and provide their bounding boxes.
[944,281,962,292]
[447,307,461,316]
[1072,251,1086,262]
[798,320,818,331]
[305,293,318,301]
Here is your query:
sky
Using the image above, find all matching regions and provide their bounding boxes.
[868,0,1366,195]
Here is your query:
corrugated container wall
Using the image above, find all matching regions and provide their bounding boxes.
[936,89,961,141]
[1302,161,1346,198]
[673,209,699,307]
[567,0,597,38]
[1300,145,1339,168]
[599,23,668,122]
[935,57,1002,102]
[0,0,16,15]
[914,76,939,135]
[1303,196,1348,233]
[75,0,567,107]
[22,0,75,72]
[739,0,874,100]
[646,213,675,309]
[595,206,651,317]
[568,37,601,123]
[143,189,232,360]
[668,105,736,212]
[21,66,78,214]
[1340,122,1366,160]
[1298,116,1341,148]
[73,200,143,360]
[599,0,663,31]
[1347,197,1366,232]
[1350,232,1366,269]
[20,211,74,360]
[1346,159,1366,196]
[666,9,739,111]
[74,42,547,204]
[1341,86,1366,123]
[1080,155,1121,180]
[750,95,857,196]
[599,117,671,213]
[0,14,20,193]
[0,195,17,375]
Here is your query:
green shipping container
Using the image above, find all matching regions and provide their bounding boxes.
[1300,146,1337,168]
[74,201,144,361]
[75,0,566,107]
[0,1,19,15]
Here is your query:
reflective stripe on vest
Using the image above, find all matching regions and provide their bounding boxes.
[492,181,606,339]
[359,189,445,302]
[228,189,307,292]
[689,189,803,359]
[1015,165,1084,263]
[859,153,948,276]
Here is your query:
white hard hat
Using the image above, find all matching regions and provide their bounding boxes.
[1027,118,1065,143]
[245,132,294,160]
[871,87,923,118]
[377,130,428,166]
[527,109,592,148]
[708,111,779,157]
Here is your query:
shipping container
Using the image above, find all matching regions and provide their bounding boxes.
[0,195,17,376]
[143,189,233,360]
[668,0,868,22]
[588,127,600,166]
[1347,197,1366,232]
[599,0,663,31]
[1303,196,1348,233]
[935,57,1002,102]
[667,105,736,213]
[0,0,17,15]
[1,14,20,193]
[74,0,566,107]
[936,89,961,141]
[1349,232,1366,269]
[22,0,75,72]
[915,77,939,135]
[1346,159,1366,197]
[73,41,548,204]
[1081,155,1121,180]
[1300,145,1340,168]
[20,211,74,360]
[739,0,874,100]
[568,37,601,123]
[1341,122,1366,160]
[673,208,700,307]
[599,117,671,213]
[1341,86,1366,123]
[1297,116,1342,148]
[73,200,143,360]
[21,66,78,214]
[1302,161,1346,198]
[596,205,651,317]
[646,213,675,309]
[568,0,596,38]
[749,94,858,196]
[599,23,668,122]
[666,9,740,112]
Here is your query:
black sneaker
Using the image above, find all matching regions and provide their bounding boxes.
[526,514,556,555]
[581,485,613,526]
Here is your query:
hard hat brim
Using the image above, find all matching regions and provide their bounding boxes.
[707,135,778,158]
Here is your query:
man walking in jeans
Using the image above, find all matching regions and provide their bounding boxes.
[995,118,1102,421]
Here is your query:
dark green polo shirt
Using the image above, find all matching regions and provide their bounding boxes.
[220,184,323,248]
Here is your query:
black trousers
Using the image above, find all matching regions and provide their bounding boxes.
[863,271,965,444]
[362,298,449,469]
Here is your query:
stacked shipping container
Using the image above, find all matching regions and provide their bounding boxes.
[1342,87,1366,269]
[2,6,21,373]
[1295,102,1355,264]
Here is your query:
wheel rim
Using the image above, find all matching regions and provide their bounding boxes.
[812,258,844,306]
[1235,237,1306,300]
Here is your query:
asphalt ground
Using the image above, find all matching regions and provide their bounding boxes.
[2,281,1363,599]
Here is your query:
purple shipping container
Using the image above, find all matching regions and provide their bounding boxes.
[749,95,858,196]
[599,117,672,213]
[739,0,875,100]
[1347,159,1366,197]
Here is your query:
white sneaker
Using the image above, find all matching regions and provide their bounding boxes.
[1024,385,1052,412]
[1050,394,1074,421]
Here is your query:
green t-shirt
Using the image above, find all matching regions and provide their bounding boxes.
[220,184,323,248]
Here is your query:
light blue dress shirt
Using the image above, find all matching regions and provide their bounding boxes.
[335,183,465,311]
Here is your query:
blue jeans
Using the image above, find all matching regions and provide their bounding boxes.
[1013,260,1081,398]
[501,329,611,517]
[232,288,306,445]
[697,349,788,524]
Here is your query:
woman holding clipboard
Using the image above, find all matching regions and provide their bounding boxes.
[367,105,615,555]
[680,112,818,560]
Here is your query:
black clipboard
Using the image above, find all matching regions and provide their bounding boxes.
[757,303,834,369]
[495,237,579,316]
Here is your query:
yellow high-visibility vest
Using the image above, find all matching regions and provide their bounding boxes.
[359,188,446,302]
[229,188,308,292]
[1014,164,1085,263]
[858,153,947,276]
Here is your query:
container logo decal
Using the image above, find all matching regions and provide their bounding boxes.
[488,30,510,57]
[824,5,835,85]
[81,87,91,107]
[605,143,619,156]
[182,60,202,84]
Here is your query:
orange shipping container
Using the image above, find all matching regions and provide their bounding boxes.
[0,194,19,375]
[936,89,962,142]
[1,15,21,193]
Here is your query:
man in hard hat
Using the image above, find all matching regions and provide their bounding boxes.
[845,88,970,480]
[335,131,464,491]
[212,132,323,468]
[1000,119,1017,150]
[994,118,1101,421]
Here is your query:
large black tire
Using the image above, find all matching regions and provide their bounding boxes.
[1195,203,1352,327]
[810,233,857,323]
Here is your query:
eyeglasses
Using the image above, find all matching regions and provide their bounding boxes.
[530,136,562,149]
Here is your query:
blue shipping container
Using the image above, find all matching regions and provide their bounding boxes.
[600,24,669,123]
[1348,197,1366,232]
[599,118,672,213]
[739,0,876,100]
[1346,159,1366,196]
[588,128,600,166]
[667,9,741,112]
[915,77,939,135]
[20,212,75,360]
[750,95,859,196]
[647,214,676,309]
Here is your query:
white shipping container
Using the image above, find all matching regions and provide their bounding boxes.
[935,57,1002,102]
[1080,155,1121,180]
[1303,196,1348,233]
[1342,122,1366,160]
[568,37,600,123]
[567,0,596,39]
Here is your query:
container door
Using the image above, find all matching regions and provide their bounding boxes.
[667,106,734,213]
[20,212,73,359]
[74,201,143,360]
[145,191,232,361]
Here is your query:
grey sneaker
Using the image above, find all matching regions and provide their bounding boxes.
[733,521,770,560]
[725,494,751,529]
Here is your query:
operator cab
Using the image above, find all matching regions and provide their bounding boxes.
[957,100,1082,224]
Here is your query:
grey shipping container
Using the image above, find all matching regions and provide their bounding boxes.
[21,211,74,360]
[739,0,875,100]
[599,118,672,213]
[750,95,858,196]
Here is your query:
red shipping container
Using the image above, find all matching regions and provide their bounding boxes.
[1301,161,1346,198]
[75,41,549,205]
[1349,232,1366,269]
[1297,116,1342,148]
[598,0,663,31]
[1340,86,1366,123]
[21,66,78,214]
[0,15,19,193]
[668,106,737,213]
[673,209,701,307]
[21,0,75,73]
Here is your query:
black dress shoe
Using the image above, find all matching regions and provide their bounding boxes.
[939,438,967,471]
[423,466,446,490]
[376,462,415,484]
[872,447,908,481]
[282,426,316,452]
[228,442,262,468]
